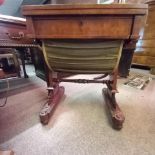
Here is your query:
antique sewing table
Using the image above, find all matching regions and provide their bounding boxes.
[22,4,147,129]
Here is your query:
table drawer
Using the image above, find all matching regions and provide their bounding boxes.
[0,22,31,44]
[32,16,132,39]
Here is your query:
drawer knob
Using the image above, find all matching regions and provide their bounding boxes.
[6,31,24,40]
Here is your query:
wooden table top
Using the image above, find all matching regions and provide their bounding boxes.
[22,4,148,40]
[22,4,148,15]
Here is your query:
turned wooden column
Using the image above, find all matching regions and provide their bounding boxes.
[133,0,155,74]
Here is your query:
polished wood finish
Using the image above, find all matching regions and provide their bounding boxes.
[23,4,147,40]
[31,16,132,39]
[133,0,155,74]
[22,4,147,129]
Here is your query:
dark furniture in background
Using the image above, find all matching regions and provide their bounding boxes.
[0,15,38,78]
[0,48,20,78]
[133,0,155,74]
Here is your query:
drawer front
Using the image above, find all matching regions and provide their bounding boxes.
[32,16,132,39]
[0,22,31,44]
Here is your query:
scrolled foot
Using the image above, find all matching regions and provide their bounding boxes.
[102,88,125,130]
[39,103,52,125]
[112,109,125,130]
[39,86,65,125]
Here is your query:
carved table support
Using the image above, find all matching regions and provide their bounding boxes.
[103,71,125,129]
[102,88,125,129]
[40,85,65,124]
[40,71,65,125]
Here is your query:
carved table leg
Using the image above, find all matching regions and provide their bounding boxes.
[39,85,65,125]
[102,88,125,129]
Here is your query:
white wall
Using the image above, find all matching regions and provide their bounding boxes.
[0,0,23,15]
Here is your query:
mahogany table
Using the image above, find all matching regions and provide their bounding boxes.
[22,4,147,129]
